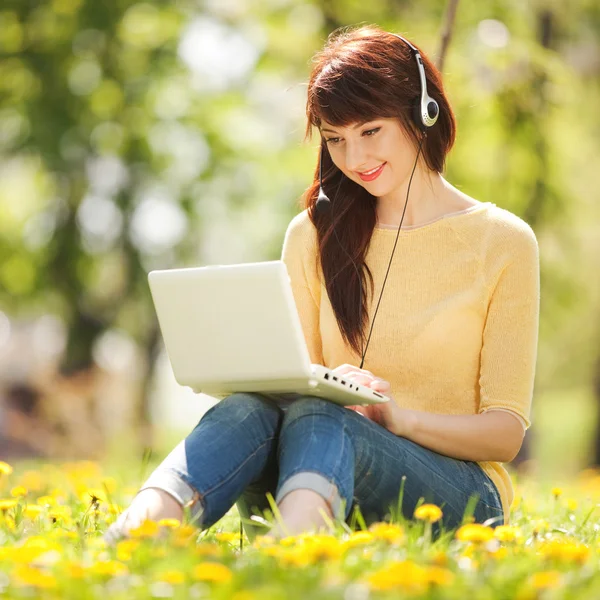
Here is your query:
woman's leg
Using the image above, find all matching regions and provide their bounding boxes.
[275,397,503,537]
[104,393,284,543]
[235,462,279,542]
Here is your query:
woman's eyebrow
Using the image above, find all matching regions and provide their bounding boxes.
[320,120,374,134]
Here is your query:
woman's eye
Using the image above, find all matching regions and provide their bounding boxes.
[364,127,380,137]
[325,127,379,145]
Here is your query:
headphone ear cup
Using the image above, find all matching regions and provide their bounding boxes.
[427,100,439,121]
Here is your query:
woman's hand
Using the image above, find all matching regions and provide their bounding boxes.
[332,364,409,436]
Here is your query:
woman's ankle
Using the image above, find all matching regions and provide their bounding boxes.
[104,487,186,545]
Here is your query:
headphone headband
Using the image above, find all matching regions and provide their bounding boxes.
[391,33,439,131]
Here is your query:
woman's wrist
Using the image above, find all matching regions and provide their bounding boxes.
[391,405,417,438]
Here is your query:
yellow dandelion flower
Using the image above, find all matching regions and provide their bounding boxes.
[279,545,313,567]
[192,562,233,584]
[566,498,578,511]
[455,524,495,544]
[414,504,443,523]
[158,518,180,528]
[0,499,18,511]
[303,535,345,562]
[23,536,62,552]
[194,543,222,558]
[425,565,455,586]
[365,560,429,593]
[89,560,128,577]
[23,505,44,519]
[494,526,523,543]
[461,542,477,559]
[252,535,276,549]
[538,540,590,564]
[530,570,562,589]
[173,524,197,546]
[63,560,86,579]
[48,505,72,524]
[551,487,563,499]
[10,486,27,498]
[430,550,448,567]
[4,546,38,565]
[157,570,185,585]
[216,532,242,543]
[129,519,159,538]
[81,488,107,505]
[531,519,549,535]
[36,495,56,507]
[0,461,13,476]
[369,522,405,544]
[342,531,375,549]
[12,565,57,589]
[279,535,300,547]
[116,539,140,562]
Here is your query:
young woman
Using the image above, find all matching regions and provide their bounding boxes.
[105,24,539,544]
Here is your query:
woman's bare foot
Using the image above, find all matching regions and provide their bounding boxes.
[103,488,184,545]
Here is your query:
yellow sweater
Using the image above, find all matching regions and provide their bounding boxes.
[280,202,540,525]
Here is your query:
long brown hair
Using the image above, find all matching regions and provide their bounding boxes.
[303,25,457,357]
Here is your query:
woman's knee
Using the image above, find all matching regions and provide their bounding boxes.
[202,393,283,429]
[281,395,346,425]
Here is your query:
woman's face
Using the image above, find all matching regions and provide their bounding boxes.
[319,117,420,198]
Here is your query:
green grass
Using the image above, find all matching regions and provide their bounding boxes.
[1,386,599,598]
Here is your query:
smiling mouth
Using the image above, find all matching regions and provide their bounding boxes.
[357,162,386,181]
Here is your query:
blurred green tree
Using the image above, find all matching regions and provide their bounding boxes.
[0,0,599,462]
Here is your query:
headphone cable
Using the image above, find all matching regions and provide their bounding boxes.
[358,133,426,369]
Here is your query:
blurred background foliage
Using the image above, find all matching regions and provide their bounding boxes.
[0,0,599,482]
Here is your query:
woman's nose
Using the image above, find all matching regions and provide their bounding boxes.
[345,142,369,173]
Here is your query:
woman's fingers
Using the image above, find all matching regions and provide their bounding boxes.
[342,373,368,384]
[370,379,391,392]
[332,364,373,377]
[346,405,368,417]
[331,365,390,393]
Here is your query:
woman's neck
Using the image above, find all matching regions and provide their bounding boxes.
[375,171,457,228]
[376,172,476,228]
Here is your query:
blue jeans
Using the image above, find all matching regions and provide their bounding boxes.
[140,393,503,541]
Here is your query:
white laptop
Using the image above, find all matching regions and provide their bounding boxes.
[148,260,389,407]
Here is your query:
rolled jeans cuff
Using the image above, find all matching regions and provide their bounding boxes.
[275,471,345,521]
[140,468,205,524]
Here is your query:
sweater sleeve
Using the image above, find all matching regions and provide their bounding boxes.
[280,211,324,365]
[478,221,540,430]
